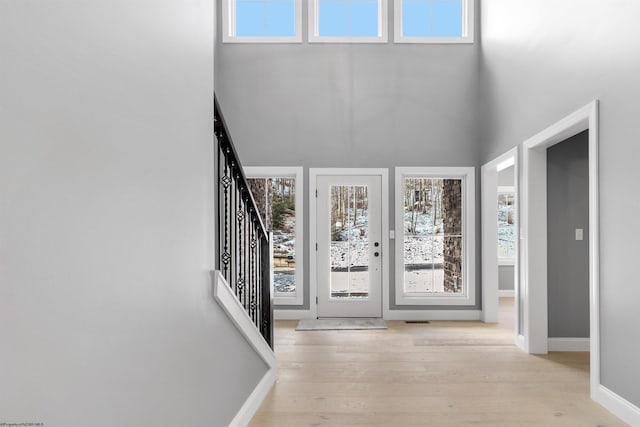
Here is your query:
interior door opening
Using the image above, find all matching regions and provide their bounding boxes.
[521,101,599,401]
[481,147,520,339]
[546,130,590,351]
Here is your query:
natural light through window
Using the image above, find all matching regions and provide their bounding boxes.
[395,0,473,43]
[245,167,304,306]
[330,185,370,299]
[223,0,302,42]
[395,167,475,305]
[498,190,516,261]
[309,0,388,42]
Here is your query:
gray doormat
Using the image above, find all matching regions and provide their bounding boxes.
[296,318,387,331]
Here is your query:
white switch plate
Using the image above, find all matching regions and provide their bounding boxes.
[389,230,395,239]
[575,228,584,241]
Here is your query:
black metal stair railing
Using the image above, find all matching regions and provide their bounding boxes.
[214,96,273,349]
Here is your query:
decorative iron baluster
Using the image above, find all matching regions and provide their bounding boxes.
[242,195,248,311]
[221,148,232,282]
[214,95,273,348]
[247,217,256,323]
[235,177,243,303]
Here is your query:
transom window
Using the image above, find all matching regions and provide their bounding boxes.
[394,0,474,43]
[223,0,302,42]
[395,167,475,305]
[224,0,471,43]
[309,0,388,43]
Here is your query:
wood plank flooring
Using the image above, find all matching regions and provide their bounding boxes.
[250,298,625,426]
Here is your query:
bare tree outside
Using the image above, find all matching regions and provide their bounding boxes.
[330,185,370,298]
[248,177,297,295]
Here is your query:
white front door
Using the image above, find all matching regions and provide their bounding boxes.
[316,175,382,318]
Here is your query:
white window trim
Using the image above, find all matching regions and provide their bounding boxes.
[497,185,516,265]
[394,167,475,306]
[308,0,389,43]
[393,0,474,44]
[222,0,303,43]
[244,166,304,306]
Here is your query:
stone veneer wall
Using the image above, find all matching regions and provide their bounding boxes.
[442,179,462,293]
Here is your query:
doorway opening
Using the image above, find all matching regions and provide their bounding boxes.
[481,147,520,344]
[521,101,599,399]
[546,131,590,351]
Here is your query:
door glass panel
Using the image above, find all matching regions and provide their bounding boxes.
[330,185,369,299]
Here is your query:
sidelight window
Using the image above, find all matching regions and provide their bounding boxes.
[245,167,304,306]
[395,167,475,305]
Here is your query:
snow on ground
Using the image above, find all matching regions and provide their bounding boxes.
[274,272,295,294]
[329,238,444,269]
[273,208,454,294]
[273,213,296,294]
[404,210,444,236]
[328,269,446,294]
[498,205,516,257]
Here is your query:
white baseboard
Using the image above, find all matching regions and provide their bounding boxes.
[213,271,276,427]
[274,309,315,320]
[384,310,482,321]
[229,369,276,427]
[498,290,515,297]
[276,309,482,321]
[595,384,640,427]
[548,337,590,352]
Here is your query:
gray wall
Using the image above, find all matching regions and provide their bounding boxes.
[498,265,514,291]
[547,131,589,338]
[0,2,267,426]
[215,2,481,310]
[480,0,640,407]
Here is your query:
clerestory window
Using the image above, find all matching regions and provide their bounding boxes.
[222,0,302,43]
[309,0,389,43]
[394,0,474,43]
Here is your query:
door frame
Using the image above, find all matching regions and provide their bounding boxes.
[481,147,520,338]
[521,101,599,396]
[309,168,389,319]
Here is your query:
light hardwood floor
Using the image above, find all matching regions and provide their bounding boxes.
[250,298,625,426]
